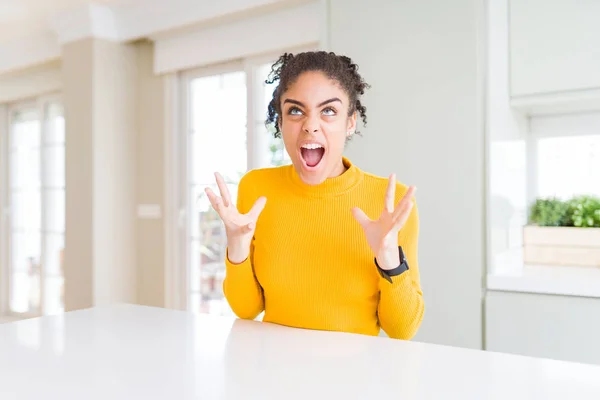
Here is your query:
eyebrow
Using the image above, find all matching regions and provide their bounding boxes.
[283,98,342,108]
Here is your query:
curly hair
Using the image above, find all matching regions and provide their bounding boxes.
[265,51,370,138]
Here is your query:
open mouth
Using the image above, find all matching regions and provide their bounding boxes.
[300,143,325,168]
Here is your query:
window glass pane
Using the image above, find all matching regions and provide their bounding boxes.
[538,135,600,199]
[44,276,65,315]
[10,269,41,314]
[191,182,236,314]
[10,231,42,273]
[10,109,40,149]
[188,70,246,316]
[44,234,65,276]
[259,63,291,167]
[489,140,527,272]
[10,147,40,189]
[257,122,289,167]
[11,189,42,231]
[8,102,65,317]
[44,189,65,233]
[43,145,65,188]
[190,71,247,184]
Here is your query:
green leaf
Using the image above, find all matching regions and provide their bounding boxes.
[529,195,600,228]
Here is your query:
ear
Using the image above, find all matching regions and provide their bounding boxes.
[346,111,357,137]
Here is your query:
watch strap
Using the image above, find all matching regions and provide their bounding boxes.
[374,246,409,283]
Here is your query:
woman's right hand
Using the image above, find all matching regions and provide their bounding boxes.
[205,172,267,264]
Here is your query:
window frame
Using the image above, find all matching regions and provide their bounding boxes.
[0,93,64,320]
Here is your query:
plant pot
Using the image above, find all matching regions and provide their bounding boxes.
[523,226,600,267]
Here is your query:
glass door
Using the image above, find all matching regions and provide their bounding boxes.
[6,99,65,317]
[8,106,42,315]
[186,70,248,316]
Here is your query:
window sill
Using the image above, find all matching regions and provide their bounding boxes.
[487,264,600,299]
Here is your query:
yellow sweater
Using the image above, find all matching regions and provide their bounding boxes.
[223,157,424,339]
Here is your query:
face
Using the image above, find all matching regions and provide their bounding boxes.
[279,71,357,185]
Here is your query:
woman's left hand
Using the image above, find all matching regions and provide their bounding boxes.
[352,174,416,270]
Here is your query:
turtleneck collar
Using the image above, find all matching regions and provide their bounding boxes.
[287,156,364,198]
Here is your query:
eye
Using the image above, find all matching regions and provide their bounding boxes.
[287,106,303,116]
[322,107,337,116]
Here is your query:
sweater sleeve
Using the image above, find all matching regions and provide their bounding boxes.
[378,198,425,340]
[222,173,265,320]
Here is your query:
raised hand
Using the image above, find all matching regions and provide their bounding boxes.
[205,172,266,264]
[352,174,416,270]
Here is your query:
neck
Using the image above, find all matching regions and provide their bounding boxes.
[328,158,348,178]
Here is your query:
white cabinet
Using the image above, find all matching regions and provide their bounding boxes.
[510,0,600,97]
[486,290,600,365]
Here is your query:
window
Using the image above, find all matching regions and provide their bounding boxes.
[1,98,65,318]
[531,112,600,201]
[537,135,600,200]
[179,57,293,316]
[257,63,291,168]
[488,111,600,275]
[488,139,527,270]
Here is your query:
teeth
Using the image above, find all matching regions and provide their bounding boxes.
[301,143,323,150]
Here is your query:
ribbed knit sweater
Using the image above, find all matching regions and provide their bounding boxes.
[223,157,424,339]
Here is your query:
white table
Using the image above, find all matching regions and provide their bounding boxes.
[1,304,600,399]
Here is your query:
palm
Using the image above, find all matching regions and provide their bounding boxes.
[352,174,415,268]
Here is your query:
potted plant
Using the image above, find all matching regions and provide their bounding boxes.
[524,195,600,267]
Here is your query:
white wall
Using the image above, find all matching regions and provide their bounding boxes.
[136,42,166,307]
[327,0,485,349]
[92,39,138,306]
[486,291,600,365]
[510,0,600,97]
[63,38,138,310]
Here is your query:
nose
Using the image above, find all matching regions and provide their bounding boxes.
[302,116,319,135]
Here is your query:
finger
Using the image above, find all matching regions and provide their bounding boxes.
[351,207,371,228]
[204,188,223,216]
[392,194,413,222]
[384,174,396,213]
[393,186,416,216]
[393,201,414,229]
[214,172,231,208]
[247,196,267,220]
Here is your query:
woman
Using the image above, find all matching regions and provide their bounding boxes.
[205,51,424,340]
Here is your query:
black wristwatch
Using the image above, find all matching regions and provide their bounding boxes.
[374,246,409,283]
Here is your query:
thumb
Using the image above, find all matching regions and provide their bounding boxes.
[351,207,371,228]
[248,196,267,220]
[243,221,255,233]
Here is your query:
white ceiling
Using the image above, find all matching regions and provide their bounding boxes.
[0,0,303,75]
[0,0,128,42]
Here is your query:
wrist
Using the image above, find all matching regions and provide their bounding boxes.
[375,246,409,283]
[227,245,249,265]
[375,247,401,271]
